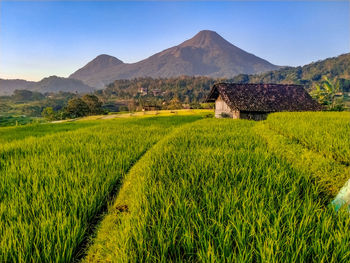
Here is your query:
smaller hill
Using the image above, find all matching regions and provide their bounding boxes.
[0,76,95,96]
[230,53,350,91]
[69,54,124,81]
[36,76,95,93]
[0,79,36,96]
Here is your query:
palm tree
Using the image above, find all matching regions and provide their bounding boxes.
[311,76,343,110]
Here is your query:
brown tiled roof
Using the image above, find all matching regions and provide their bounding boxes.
[206,83,322,112]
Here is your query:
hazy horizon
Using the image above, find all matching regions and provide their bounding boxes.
[0,1,349,81]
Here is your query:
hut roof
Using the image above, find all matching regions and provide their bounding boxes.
[206,83,322,112]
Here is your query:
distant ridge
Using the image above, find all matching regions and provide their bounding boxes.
[0,76,94,96]
[230,53,350,87]
[69,30,280,88]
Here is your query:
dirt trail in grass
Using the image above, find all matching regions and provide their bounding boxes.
[72,148,148,262]
[80,120,210,262]
[72,117,205,262]
[1,114,208,263]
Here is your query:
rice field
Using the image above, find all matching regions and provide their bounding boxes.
[265,112,350,165]
[0,114,204,262]
[84,114,350,262]
[1,111,349,262]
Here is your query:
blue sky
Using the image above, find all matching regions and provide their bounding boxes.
[0,1,349,81]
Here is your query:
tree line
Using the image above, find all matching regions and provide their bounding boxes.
[42,94,105,121]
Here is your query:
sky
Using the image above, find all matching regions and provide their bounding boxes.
[0,1,349,81]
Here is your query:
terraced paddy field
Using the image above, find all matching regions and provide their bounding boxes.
[1,110,349,262]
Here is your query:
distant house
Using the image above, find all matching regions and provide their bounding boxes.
[142,105,162,111]
[152,89,161,96]
[139,87,148,95]
[206,83,322,120]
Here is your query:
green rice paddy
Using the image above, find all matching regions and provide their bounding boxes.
[1,111,349,262]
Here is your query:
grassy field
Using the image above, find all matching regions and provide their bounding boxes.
[265,112,350,166]
[0,115,41,127]
[0,113,206,262]
[84,114,350,262]
[1,111,349,262]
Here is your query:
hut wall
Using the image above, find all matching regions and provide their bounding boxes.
[215,95,237,118]
[240,111,269,121]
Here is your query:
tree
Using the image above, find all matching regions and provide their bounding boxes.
[42,107,56,121]
[64,98,90,118]
[311,76,344,111]
[13,90,45,101]
[81,94,104,115]
[167,97,183,110]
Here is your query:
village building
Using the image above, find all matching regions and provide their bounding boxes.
[152,89,162,96]
[139,87,148,95]
[142,104,162,111]
[206,83,322,120]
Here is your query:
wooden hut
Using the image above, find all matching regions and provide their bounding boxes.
[142,105,162,111]
[206,83,322,120]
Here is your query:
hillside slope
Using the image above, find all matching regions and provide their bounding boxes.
[230,53,350,90]
[0,79,36,96]
[0,76,95,96]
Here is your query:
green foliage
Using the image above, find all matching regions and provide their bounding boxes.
[311,76,344,110]
[0,91,78,117]
[64,97,90,118]
[230,53,350,89]
[63,95,105,119]
[20,105,42,116]
[41,107,56,121]
[0,116,38,127]
[12,90,45,102]
[166,97,183,110]
[81,94,104,115]
[100,76,217,106]
[200,102,215,109]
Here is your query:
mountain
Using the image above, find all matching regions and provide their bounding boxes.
[0,76,95,96]
[69,30,279,88]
